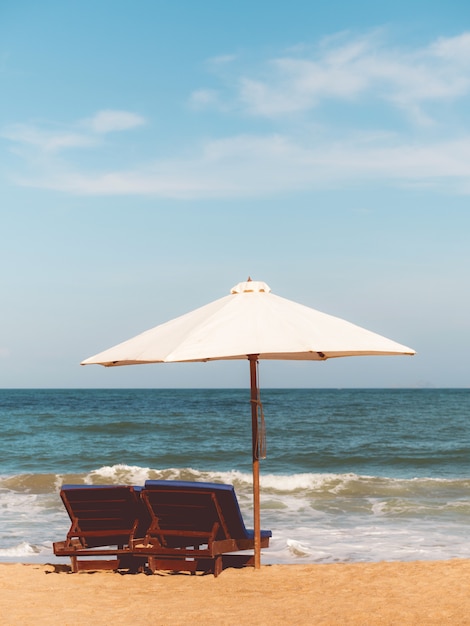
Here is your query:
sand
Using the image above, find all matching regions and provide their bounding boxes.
[1,559,470,625]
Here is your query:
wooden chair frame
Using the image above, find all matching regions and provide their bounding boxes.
[132,480,271,576]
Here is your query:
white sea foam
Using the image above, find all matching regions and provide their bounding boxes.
[85,464,154,486]
[286,539,312,557]
[3,466,470,565]
[259,472,341,491]
[0,542,41,558]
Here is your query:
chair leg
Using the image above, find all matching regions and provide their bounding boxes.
[214,555,223,577]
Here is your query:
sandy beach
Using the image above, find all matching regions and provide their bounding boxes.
[2,559,470,625]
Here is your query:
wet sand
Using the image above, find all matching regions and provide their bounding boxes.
[2,559,470,625]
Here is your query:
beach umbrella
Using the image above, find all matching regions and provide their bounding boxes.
[81,279,415,568]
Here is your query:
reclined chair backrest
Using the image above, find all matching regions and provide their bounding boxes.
[60,484,145,548]
[142,480,251,547]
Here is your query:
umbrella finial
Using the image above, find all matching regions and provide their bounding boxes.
[231,280,271,294]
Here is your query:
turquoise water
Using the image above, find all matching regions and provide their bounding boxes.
[0,388,469,564]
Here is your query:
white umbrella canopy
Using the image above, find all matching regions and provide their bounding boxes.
[81,280,415,365]
[81,279,415,568]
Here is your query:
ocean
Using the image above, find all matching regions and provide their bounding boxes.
[0,388,469,565]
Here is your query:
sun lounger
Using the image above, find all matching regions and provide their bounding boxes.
[133,480,272,576]
[53,484,148,572]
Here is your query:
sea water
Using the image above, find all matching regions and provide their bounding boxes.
[0,388,469,565]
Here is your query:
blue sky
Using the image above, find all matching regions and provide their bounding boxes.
[1,1,469,388]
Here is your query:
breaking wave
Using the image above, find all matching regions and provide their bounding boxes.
[2,465,470,565]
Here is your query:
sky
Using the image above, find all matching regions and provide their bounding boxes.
[0,0,469,389]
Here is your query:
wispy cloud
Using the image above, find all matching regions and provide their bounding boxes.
[3,32,470,198]
[3,124,97,153]
[2,109,147,155]
[11,132,470,198]
[188,89,221,110]
[84,110,146,134]
[207,54,238,66]
[196,31,470,122]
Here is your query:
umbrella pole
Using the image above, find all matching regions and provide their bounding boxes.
[249,354,261,569]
